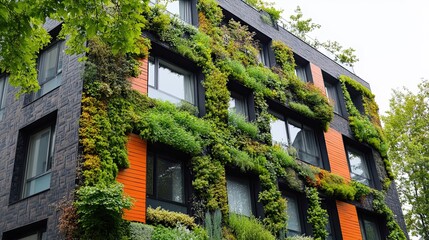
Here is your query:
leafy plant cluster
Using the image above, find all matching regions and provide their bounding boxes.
[73,1,405,239]
[339,75,394,182]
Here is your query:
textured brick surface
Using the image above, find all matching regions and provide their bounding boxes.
[117,134,147,222]
[336,201,362,240]
[0,22,83,238]
[324,128,350,180]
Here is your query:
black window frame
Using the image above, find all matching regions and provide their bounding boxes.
[294,54,312,83]
[0,75,8,120]
[9,111,57,204]
[150,0,198,26]
[227,81,256,121]
[226,169,263,218]
[33,40,65,100]
[256,40,271,67]
[2,219,48,240]
[283,191,309,237]
[146,40,205,116]
[268,107,329,169]
[146,143,191,214]
[358,210,386,240]
[344,138,381,190]
[322,199,343,240]
[322,72,346,117]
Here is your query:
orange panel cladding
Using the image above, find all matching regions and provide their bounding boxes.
[130,58,148,94]
[117,134,147,222]
[310,63,326,93]
[336,200,362,240]
[324,128,351,180]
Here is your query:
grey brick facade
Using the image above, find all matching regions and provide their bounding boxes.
[0,21,84,238]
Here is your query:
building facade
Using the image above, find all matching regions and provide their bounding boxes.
[0,0,407,239]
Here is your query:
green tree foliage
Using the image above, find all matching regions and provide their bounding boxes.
[283,7,358,67]
[0,0,149,94]
[383,80,429,239]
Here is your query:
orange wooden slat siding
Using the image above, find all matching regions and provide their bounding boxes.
[130,58,149,95]
[309,63,326,93]
[336,200,363,240]
[116,134,147,222]
[324,128,351,180]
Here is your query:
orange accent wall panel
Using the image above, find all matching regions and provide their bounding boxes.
[310,63,326,93]
[324,128,351,180]
[117,134,147,222]
[130,58,148,94]
[336,201,362,240]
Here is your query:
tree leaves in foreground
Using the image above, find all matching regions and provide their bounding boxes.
[383,80,429,239]
[0,0,149,95]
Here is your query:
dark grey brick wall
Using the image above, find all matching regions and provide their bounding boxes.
[0,22,83,238]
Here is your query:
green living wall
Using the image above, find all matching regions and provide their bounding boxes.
[57,1,406,239]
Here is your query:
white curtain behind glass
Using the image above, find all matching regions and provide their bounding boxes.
[295,66,307,82]
[286,196,302,235]
[270,119,288,148]
[227,178,252,216]
[179,0,192,24]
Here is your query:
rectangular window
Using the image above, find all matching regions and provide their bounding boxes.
[229,91,249,119]
[35,41,65,98]
[0,75,7,120]
[2,220,48,240]
[257,43,270,66]
[285,195,303,236]
[346,146,372,186]
[270,114,322,167]
[295,65,308,82]
[23,125,55,198]
[154,0,192,24]
[227,176,253,217]
[325,81,343,115]
[359,214,382,240]
[148,57,196,105]
[147,147,187,213]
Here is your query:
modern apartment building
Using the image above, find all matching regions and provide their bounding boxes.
[0,0,407,239]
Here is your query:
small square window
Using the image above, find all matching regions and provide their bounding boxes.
[23,125,56,198]
[285,195,303,236]
[346,147,372,186]
[227,176,253,217]
[229,91,249,119]
[359,213,383,240]
[147,146,187,213]
[270,113,322,167]
[0,75,8,120]
[148,57,196,105]
[35,41,65,99]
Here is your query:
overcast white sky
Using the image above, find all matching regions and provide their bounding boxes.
[271,0,429,115]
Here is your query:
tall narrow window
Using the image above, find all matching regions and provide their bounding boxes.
[23,126,55,197]
[285,195,303,236]
[227,176,253,216]
[36,41,64,98]
[149,57,196,105]
[270,113,322,167]
[257,43,269,66]
[359,214,382,240]
[147,147,187,213]
[0,76,7,120]
[229,91,249,119]
[325,81,342,115]
[346,147,372,186]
